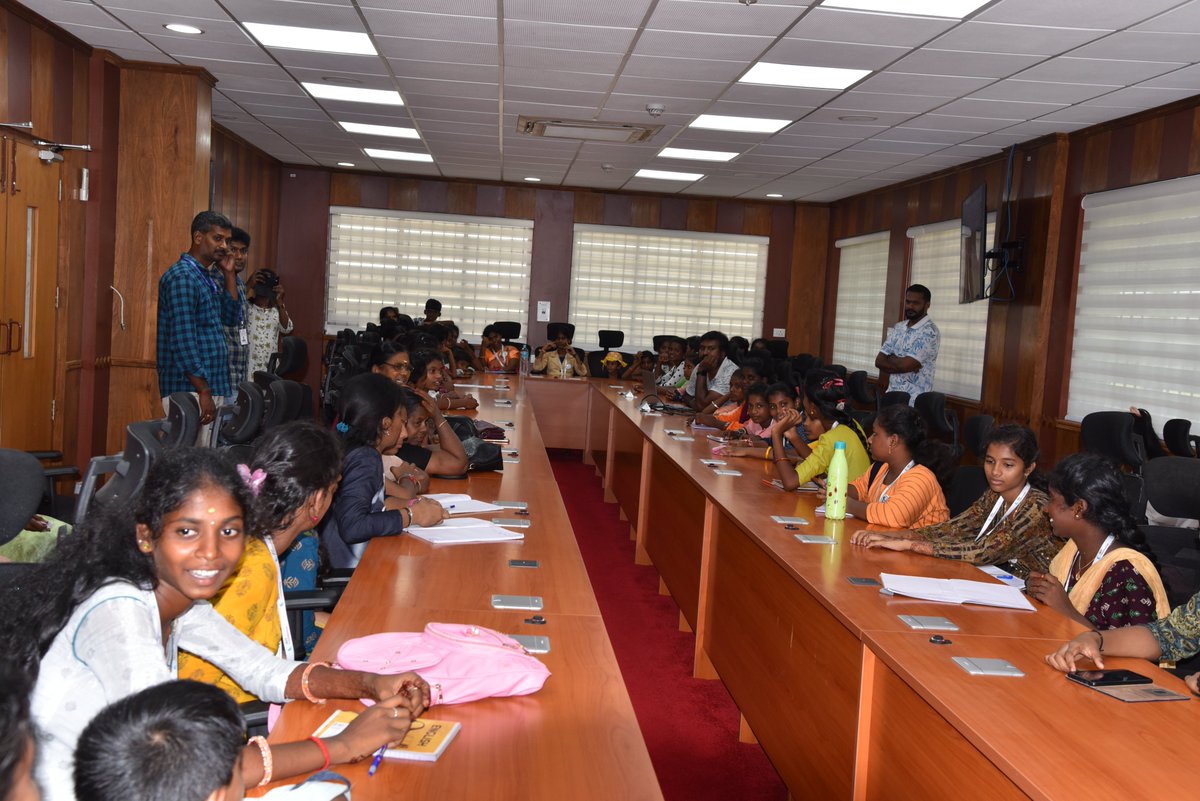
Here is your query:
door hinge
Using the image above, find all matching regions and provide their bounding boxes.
[51,399,57,422]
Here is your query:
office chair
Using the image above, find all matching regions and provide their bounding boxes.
[914,392,959,447]
[1141,457,1200,608]
[847,370,877,409]
[1162,419,1198,458]
[962,414,994,461]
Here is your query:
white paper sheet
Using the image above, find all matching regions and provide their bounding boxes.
[406,518,524,545]
[880,573,1035,611]
[425,493,505,514]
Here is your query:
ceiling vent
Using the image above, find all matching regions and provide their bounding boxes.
[516,115,662,144]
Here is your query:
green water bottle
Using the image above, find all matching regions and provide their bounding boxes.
[825,440,848,521]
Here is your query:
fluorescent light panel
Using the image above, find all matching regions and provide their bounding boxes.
[365,148,434,163]
[819,0,990,19]
[635,168,704,181]
[303,83,403,106]
[689,114,791,134]
[740,62,869,90]
[659,147,739,162]
[339,121,419,139]
[244,22,377,55]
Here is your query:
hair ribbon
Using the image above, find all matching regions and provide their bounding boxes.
[336,422,350,433]
[237,464,268,497]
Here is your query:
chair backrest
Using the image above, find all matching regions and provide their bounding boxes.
[162,392,200,448]
[1161,419,1195,457]
[263,380,304,430]
[222,381,265,445]
[493,321,521,342]
[546,322,576,342]
[826,363,847,379]
[597,330,624,350]
[914,392,959,446]
[962,414,994,461]
[85,421,164,518]
[1080,411,1146,472]
[849,409,875,434]
[1144,456,1200,520]
[269,335,308,377]
[846,370,877,406]
[945,465,989,518]
[764,340,789,360]
[879,391,910,409]
[0,449,46,545]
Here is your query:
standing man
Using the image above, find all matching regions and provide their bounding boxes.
[680,330,738,410]
[223,227,252,391]
[875,283,939,403]
[156,211,241,440]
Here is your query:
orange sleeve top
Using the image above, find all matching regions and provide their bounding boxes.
[849,463,949,529]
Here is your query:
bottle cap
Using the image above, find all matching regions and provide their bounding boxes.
[834,441,846,450]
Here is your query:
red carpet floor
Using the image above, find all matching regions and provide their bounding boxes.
[548,449,787,801]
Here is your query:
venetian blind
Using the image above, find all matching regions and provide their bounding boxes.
[831,231,890,375]
[1066,175,1200,422]
[325,208,533,337]
[568,224,768,351]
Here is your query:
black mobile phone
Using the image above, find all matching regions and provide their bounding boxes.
[1066,669,1153,687]
[508,559,539,568]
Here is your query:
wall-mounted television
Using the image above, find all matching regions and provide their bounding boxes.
[960,183,988,304]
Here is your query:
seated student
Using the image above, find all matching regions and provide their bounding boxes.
[769,373,870,490]
[719,382,775,451]
[622,349,656,381]
[532,324,588,378]
[677,331,738,410]
[693,369,749,430]
[420,298,441,325]
[74,680,247,801]
[323,373,448,569]
[480,325,519,373]
[728,335,750,360]
[410,348,478,410]
[828,404,951,529]
[370,340,412,386]
[380,306,401,325]
[0,449,429,801]
[850,424,1062,579]
[719,382,801,455]
[424,323,463,377]
[600,352,628,380]
[750,337,770,353]
[1046,590,1200,694]
[384,386,469,481]
[1025,452,1169,630]
[447,323,484,374]
[0,664,37,801]
[178,420,341,700]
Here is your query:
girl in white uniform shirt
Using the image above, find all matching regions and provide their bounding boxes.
[0,448,429,801]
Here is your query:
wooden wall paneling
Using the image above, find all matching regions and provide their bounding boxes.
[742,203,772,237]
[354,173,389,209]
[329,171,362,206]
[211,126,282,271]
[446,182,475,215]
[1130,116,1164,186]
[759,204,793,344]
[1159,107,1193,180]
[573,191,603,224]
[715,200,742,234]
[629,196,659,228]
[686,198,717,232]
[4,11,32,123]
[782,205,825,355]
[503,185,535,219]
[659,197,687,230]
[273,167,331,395]
[417,178,447,213]
[476,184,504,217]
[389,177,420,210]
[602,193,632,227]
[528,189,574,346]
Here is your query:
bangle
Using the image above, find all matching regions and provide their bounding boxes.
[774,457,790,463]
[399,474,419,488]
[401,507,412,528]
[301,661,331,705]
[765,446,773,459]
[249,736,273,786]
[1091,630,1104,653]
[437,419,451,428]
[308,736,331,771]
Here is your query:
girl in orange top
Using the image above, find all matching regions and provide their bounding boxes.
[694,369,748,430]
[838,404,952,528]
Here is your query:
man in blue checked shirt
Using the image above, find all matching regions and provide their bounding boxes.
[155,211,242,441]
[875,283,940,404]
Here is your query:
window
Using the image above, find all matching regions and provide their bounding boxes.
[831,232,890,374]
[1066,175,1200,422]
[568,225,768,352]
[906,216,995,401]
[325,208,534,337]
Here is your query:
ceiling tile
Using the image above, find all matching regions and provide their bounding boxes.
[1083,85,1200,108]
[706,100,814,118]
[504,46,625,72]
[405,94,498,114]
[505,20,636,52]
[930,22,1108,57]
[1132,0,1200,33]
[381,40,499,65]
[871,127,978,145]
[108,11,253,45]
[143,34,272,61]
[57,23,156,51]
[647,0,806,36]
[503,0,653,27]
[1069,31,1200,62]
[970,79,1118,105]
[720,84,842,107]
[222,0,363,29]
[504,86,605,108]
[1013,57,1184,86]
[788,8,954,47]
[504,67,613,93]
[854,71,992,97]
[935,97,1066,120]
[387,60,497,82]
[898,113,1017,133]
[603,94,712,114]
[768,38,908,70]
[801,107,917,126]
[621,55,746,83]
[634,30,773,61]
[363,10,495,43]
[106,0,231,18]
[826,91,948,114]
[271,50,385,72]
[849,139,945,156]
[396,78,497,101]
[1140,63,1200,89]
[889,49,1042,79]
[976,0,1182,30]
[113,48,178,64]
[1032,105,1133,124]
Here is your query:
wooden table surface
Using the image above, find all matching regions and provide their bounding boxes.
[255,374,662,800]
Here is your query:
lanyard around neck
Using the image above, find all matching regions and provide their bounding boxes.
[1064,533,1117,592]
[879,460,915,503]
[263,536,296,662]
[976,483,1031,542]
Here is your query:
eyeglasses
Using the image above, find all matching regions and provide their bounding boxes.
[383,361,412,373]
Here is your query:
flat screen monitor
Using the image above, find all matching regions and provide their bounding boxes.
[960,183,987,304]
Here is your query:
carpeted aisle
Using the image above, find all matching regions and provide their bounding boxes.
[548,450,787,801]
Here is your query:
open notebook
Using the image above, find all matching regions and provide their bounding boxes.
[407,518,524,545]
[426,493,505,515]
[880,573,1035,611]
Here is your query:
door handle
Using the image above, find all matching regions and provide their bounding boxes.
[8,321,21,356]
[0,320,11,355]
[0,139,7,195]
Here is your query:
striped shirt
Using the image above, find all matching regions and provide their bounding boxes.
[156,254,242,397]
[851,463,949,529]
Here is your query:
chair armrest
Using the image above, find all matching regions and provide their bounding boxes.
[240,700,271,738]
[284,588,341,612]
[43,466,80,478]
[27,450,62,461]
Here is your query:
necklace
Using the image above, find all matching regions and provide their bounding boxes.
[1065,534,1116,592]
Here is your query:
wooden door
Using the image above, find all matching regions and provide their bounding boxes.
[0,137,62,450]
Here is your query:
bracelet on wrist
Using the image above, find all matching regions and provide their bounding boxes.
[301,661,331,705]
[1091,630,1104,652]
[249,736,274,786]
[308,735,331,770]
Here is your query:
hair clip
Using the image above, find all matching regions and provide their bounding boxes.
[336,422,350,433]
[237,464,268,496]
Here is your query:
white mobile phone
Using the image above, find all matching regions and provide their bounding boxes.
[493,517,531,528]
[494,500,528,510]
[510,634,551,653]
[491,594,543,611]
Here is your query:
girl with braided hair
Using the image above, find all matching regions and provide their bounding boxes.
[770,370,870,491]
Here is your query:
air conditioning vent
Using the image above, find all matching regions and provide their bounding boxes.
[516,115,662,144]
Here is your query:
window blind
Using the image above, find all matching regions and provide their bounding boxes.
[325,208,533,337]
[906,216,995,401]
[831,231,890,375]
[1066,174,1200,422]
[568,224,768,351]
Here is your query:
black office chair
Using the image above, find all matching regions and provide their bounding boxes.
[847,370,877,409]
[1141,457,1200,608]
[1080,410,1148,523]
[75,420,164,521]
[879,391,910,409]
[826,363,848,379]
[764,340,789,360]
[945,466,989,517]
[914,392,959,447]
[1162,419,1198,458]
[27,450,80,522]
[588,330,632,377]
[493,321,522,348]
[962,414,994,461]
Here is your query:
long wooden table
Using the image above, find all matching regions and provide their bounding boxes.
[257,375,662,799]
[584,379,1199,801]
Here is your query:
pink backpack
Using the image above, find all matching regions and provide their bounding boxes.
[335,622,551,705]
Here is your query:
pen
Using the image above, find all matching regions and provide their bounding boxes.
[367,744,386,777]
[445,504,455,510]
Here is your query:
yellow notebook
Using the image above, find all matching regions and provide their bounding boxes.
[312,709,461,762]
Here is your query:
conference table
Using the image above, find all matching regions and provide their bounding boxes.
[256,374,663,800]
[579,379,1198,801]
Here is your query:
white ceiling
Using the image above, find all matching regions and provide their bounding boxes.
[20,0,1200,201]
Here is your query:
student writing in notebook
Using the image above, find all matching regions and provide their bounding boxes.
[850,424,1062,579]
[0,449,429,801]
[1026,452,1169,630]
[769,373,870,491]
[820,404,951,528]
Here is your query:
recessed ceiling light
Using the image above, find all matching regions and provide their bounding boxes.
[364,148,434,163]
[689,114,791,134]
[766,193,784,198]
[635,168,704,181]
[523,177,541,182]
[243,22,377,55]
[339,121,419,139]
[163,23,203,35]
[740,62,870,90]
[337,162,355,167]
[819,0,990,19]
[659,147,739,162]
[838,115,879,122]
[303,83,403,106]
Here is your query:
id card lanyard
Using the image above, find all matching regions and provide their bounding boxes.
[879,461,915,503]
[975,483,1031,542]
[1063,534,1116,593]
[182,253,247,343]
[263,536,296,662]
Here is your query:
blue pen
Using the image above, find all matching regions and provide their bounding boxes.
[367,745,386,777]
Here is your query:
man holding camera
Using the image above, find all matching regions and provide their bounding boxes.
[246,267,294,377]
